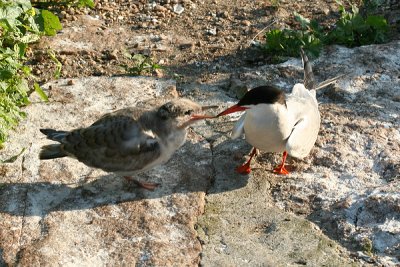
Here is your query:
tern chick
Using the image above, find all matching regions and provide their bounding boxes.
[39,98,215,190]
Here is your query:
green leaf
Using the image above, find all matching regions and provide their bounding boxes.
[33,83,48,102]
[35,9,62,36]
[15,0,33,12]
[294,12,310,29]
[366,15,388,29]
[47,50,62,78]
[78,0,95,8]
[0,69,14,79]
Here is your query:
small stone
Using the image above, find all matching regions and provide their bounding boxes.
[206,28,217,36]
[179,42,195,51]
[219,11,229,18]
[173,4,184,14]
[241,20,251,26]
[154,5,167,12]
[67,80,75,86]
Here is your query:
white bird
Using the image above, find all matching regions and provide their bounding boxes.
[39,98,215,190]
[217,49,340,175]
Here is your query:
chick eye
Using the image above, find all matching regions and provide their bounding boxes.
[185,110,193,115]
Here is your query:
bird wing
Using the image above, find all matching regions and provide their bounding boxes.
[285,88,320,159]
[60,108,162,173]
[231,113,246,139]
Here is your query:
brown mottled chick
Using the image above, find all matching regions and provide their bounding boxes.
[39,98,216,190]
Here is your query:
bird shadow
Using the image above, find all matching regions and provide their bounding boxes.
[0,137,249,217]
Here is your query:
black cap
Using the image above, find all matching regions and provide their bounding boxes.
[238,86,285,106]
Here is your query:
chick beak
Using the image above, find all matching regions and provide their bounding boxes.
[217,104,248,117]
[190,105,219,120]
[179,105,218,129]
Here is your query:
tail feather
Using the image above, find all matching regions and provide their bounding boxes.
[300,47,316,89]
[40,128,68,142]
[39,144,67,160]
[300,48,346,91]
[314,74,346,91]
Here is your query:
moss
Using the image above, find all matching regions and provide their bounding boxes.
[361,237,374,256]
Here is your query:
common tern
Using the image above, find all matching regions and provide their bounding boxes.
[39,98,215,190]
[217,49,341,175]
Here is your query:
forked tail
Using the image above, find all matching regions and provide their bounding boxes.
[39,144,67,159]
[39,128,68,159]
[300,47,346,91]
[300,47,316,90]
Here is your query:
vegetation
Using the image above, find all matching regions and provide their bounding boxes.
[31,0,94,9]
[0,0,93,148]
[326,3,389,47]
[121,53,163,76]
[0,0,61,148]
[263,0,390,61]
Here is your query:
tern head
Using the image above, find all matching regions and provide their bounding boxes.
[157,98,217,128]
[217,86,285,116]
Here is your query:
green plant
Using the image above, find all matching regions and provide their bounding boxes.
[262,1,390,60]
[31,0,95,9]
[0,0,61,147]
[122,53,163,76]
[326,1,389,47]
[263,13,323,61]
[48,49,62,78]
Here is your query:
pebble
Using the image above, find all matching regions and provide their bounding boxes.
[206,28,217,36]
[154,5,168,13]
[173,4,184,14]
[241,20,251,26]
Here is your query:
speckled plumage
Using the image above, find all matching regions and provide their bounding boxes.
[39,98,205,177]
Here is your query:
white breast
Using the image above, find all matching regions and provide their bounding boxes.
[239,84,320,158]
[143,129,187,172]
[243,103,294,153]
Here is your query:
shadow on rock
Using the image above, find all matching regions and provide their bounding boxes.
[0,137,250,217]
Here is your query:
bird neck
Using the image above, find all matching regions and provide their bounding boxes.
[140,111,181,139]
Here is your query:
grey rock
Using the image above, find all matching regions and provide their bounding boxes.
[1,37,400,266]
[0,77,213,266]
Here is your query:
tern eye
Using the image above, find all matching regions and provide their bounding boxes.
[184,110,193,115]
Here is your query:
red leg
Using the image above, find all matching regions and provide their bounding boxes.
[124,176,160,191]
[273,151,289,175]
[236,147,258,174]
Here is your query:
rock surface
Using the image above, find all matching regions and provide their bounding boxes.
[0,77,214,266]
[1,41,400,266]
[198,41,400,266]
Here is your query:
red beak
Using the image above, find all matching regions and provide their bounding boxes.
[217,104,247,117]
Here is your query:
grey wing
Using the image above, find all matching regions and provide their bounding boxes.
[61,114,161,173]
[90,107,147,126]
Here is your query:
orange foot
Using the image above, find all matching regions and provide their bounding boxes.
[134,180,161,190]
[235,162,251,174]
[124,176,160,191]
[273,164,289,175]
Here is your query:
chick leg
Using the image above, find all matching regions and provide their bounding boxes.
[273,151,289,175]
[236,147,258,174]
[124,176,160,191]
